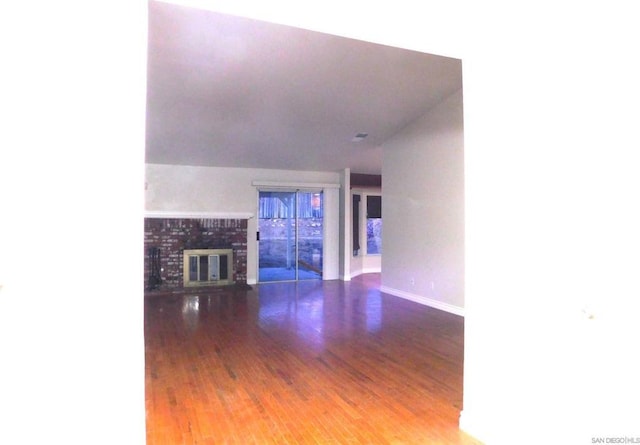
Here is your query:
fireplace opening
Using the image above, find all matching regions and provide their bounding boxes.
[183,249,234,287]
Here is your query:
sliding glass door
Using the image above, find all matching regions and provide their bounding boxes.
[258,190,323,282]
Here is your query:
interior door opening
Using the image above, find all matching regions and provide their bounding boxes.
[258,190,323,282]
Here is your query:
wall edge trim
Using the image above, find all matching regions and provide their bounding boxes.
[458,409,491,444]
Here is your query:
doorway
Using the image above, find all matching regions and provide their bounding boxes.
[258,190,323,282]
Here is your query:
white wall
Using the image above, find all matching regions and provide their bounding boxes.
[145,163,341,283]
[381,89,465,315]
[460,5,640,443]
[0,3,146,444]
[339,168,351,280]
[350,250,382,279]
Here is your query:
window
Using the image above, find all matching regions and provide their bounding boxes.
[366,195,382,254]
[352,192,382,256]
[352,194,361,256]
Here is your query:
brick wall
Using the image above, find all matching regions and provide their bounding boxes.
[144,218,248,289]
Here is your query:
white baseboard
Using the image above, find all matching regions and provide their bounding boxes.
[379,285,464,316]
[349,267,381,279]
[247,278,257,285]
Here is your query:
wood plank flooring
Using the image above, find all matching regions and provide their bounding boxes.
[144,274,482,444]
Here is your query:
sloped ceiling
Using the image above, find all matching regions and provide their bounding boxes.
[145,1,462,174]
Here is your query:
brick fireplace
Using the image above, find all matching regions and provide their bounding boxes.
[144,217,248,290]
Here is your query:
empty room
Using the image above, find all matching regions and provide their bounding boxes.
[143,1,469,443]
[3,2,637,445]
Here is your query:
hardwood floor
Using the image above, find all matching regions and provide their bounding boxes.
[144,274,482,444]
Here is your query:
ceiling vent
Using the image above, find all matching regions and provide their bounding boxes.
[351,133,368,142]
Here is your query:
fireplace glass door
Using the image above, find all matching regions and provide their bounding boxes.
[258,190,323,282]
[183,249,233,287]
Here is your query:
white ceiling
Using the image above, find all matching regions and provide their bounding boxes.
[145,1,462,175]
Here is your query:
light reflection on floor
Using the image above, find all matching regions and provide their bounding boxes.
[147,274,384,352]
[257,276,384,351]
[258,282,326,349]
[181,295,200,333]
[366,290,382,333]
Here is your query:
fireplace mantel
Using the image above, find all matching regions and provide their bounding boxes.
[145,210,253,219]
